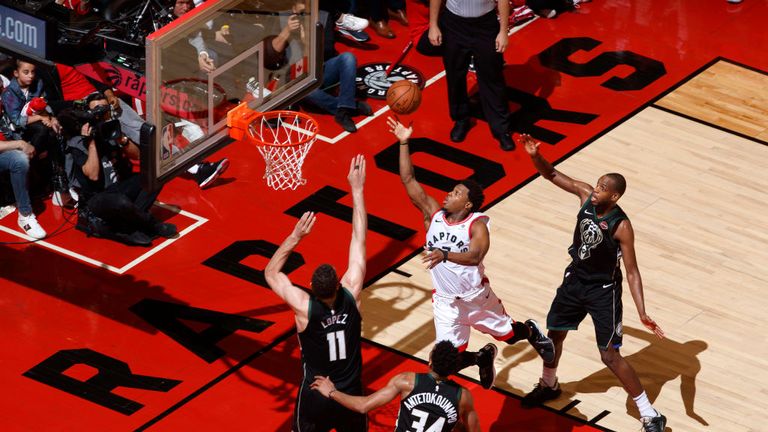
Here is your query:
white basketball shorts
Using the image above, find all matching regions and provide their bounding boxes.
[432,283,514,349]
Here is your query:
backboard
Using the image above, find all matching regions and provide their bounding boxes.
[142,0,321,191]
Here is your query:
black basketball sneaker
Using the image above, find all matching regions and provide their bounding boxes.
[641,412,667,432]
[477,343,497,389]
[525,319,556,363]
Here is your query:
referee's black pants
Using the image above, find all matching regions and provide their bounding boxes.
[440,9,511,139]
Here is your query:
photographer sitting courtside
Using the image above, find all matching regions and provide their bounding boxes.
[61,92,177,246]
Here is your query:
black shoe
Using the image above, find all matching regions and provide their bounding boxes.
[76,210,108,238]
[153,222,178,238]
[499,134,516,151]
[521,379,561,408]
[113,230,153,246]
[335,108,357,132]
[356,101,373,116]
[195,158,230,189]
[450,119,473,142]
[525,319,555,363]
[641,412,667,432]
[477,343,497,389]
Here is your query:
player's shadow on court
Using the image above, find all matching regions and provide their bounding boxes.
[220,334,302,432]
[493,342,543,394]
[488,340,592,432]
[0,242,183,334]
[361,281,437,355]
[561,326,708,429]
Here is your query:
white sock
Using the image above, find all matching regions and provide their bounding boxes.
[187,164,200,174]
[542,366,557,388]
[633,391,657,418]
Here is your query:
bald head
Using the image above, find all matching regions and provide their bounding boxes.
[604,173,626,197]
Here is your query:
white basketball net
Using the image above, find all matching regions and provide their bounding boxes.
[248,111,318,190]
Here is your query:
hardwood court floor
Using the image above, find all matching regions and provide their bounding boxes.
[364,104,768,432]
[2,1,767,431]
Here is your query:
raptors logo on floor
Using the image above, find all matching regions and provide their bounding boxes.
[356,62,424,99]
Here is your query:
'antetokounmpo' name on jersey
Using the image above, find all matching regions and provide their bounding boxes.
[403,392,458,423]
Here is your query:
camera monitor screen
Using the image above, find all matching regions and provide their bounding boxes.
[142,0,320,191]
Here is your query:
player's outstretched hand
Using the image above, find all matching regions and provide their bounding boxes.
[519,133,540,157]
[292,211,316,240]
[348,154,366,190]
[640,313,665,339]
[387,116,413,144]
[310,375,336,398]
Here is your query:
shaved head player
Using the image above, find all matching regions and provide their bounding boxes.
[520,134,667,432]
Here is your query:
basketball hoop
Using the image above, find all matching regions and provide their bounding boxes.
[228,103,318,190]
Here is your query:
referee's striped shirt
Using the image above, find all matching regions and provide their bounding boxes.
[446,0,496,18]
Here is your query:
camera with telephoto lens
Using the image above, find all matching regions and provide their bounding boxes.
[86,103,124,149]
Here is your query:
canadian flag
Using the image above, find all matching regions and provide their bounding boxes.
[290,57,308,80]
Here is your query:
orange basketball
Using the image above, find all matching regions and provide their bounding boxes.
[386,80,422,115]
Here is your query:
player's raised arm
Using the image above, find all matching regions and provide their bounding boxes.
[341,155,367,302]
[614,219,665,339]
[387,116,441,229]
[264,212,314,319]
[311,372,412,414]
[522,134,593,205]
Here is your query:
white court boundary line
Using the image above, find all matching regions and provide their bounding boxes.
[315,16,539,145]
[0,202,208,275]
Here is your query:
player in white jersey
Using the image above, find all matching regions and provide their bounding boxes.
[387,117,555,389]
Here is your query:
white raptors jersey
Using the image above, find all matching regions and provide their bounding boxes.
[425,210,489,298]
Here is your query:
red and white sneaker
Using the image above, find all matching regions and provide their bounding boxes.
[510,6,535,25]
[18,213,46,239]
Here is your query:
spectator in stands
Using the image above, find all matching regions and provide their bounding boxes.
[0,97,46,239]
[165,0,215,74]
[1,60,63,163]
[271,2,373,133]
[61,92,177,246]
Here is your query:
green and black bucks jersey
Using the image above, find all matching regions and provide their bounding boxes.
[568,201,629,282]
[298,287,362,390]
[396,374,461,432]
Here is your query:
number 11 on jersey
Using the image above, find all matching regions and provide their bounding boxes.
[327,330,347,361]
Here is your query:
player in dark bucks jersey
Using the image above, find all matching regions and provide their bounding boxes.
[311,341,480,432]
[387,117,555,390]
[520,134,667,432]
[265,155,368,432]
